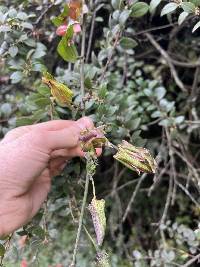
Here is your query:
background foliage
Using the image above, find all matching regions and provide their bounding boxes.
[0,0,200,266]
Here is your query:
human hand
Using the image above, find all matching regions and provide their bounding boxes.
[0,117,100,236]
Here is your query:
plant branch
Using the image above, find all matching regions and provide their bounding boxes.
[33,3,53,25]
[86,3,104,62]
[99,30,121,82]
[145,33,187,93]
[71,166,90,266]
[122,174,147,222]
[182,254,200,267]
[80,9,87,115]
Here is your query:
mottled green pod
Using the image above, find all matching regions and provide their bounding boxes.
[96,252,110,267]
[113,140,157,174]
[88,197,106,246]
[42,71,73,107]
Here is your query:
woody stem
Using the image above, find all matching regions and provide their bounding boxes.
[71,158,91,266]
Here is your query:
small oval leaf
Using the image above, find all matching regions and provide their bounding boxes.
[149,0,162,13]
[178,11,189,25]
[131,2,149,18]
[120,37,138,49]
[181,2,195,13]
[192,20,200,32]
[161,3,178,16]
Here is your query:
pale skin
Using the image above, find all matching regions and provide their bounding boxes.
[0,117,100,237]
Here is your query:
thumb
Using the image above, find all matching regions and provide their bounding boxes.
[22,117,94,153]
[28,125,81,152]
[44,117,94,151]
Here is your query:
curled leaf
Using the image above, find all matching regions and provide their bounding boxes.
[42,72,73,107]
[88,197,106,246]
[113,140,157,174]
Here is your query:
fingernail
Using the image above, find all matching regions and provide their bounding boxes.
[77,117,93,130]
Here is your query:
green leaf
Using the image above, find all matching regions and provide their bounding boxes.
[155,86,166,100]
[57,42,78,63]
[84,77,92,89]
[61,5,69,17]
[51,16,64,27]
[181,2,195,13]
[111,0,121,10]
[32,49,46,59]
[57,38,78,63]
[10,71,23,83]
[191,0,200,5]
[159,118,172,127]
[161,3,178,16]
[57,25,78,63]
[120,37,138,49]
[175,115,185,124]
[21,22,33,30]
[119,10,131,25]
[129,118,141,131]
[130,2,149,18]
[24,38,36,47]
[30,226,45,239]
[16,117,36,126]
[149,0,162,13]
[98,83,108,99]
[17,12,28,20]
[51,5,69,26]
[32,62,47,72]
[8,46,18,57]
[192,20,200,32]
[178,11,189,25]
[0,244,5,257]
[0,25,11,32]
[37,85,51,96]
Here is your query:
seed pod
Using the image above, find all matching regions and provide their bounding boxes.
[96,252,110,267]
[113,140,157,174]
[42,72,73,107]
[79,128,107,153]
[88,197,106,246]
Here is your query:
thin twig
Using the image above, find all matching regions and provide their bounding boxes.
[80,9,87,115]
[99,31,121,82]
[175,180,200,206]
[71,169,90,266]
[33,3,53,25]
[133,23,176,36]
[189,57,200,103]
[182,253,200,267]
[86,3,104,62]
[122,174,147,222]
[171,59,200,68]
[148,162,170,196]
[145,33,187,93]
[159,175,173,226]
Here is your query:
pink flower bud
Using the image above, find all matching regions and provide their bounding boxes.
[21,259,28,267]
[73,23,81,33]
[56,24,68,36]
